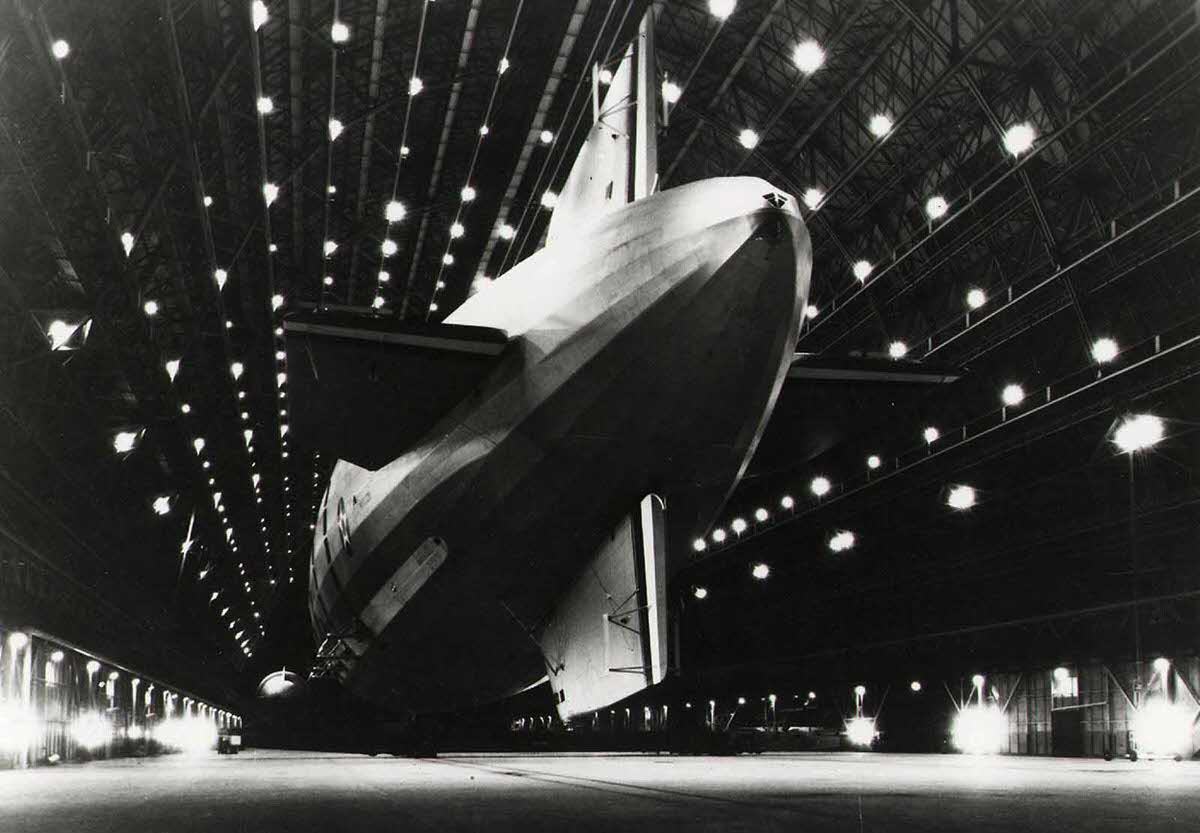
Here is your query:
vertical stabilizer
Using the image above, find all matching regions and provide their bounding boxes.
[539,494,670,721]
[546,7,658,246]
[633,8,657,201]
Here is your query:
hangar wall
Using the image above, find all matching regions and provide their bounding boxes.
[0,628,241,769]
[970,658,1199,758]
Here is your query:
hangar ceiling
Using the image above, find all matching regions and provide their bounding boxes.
[0,0,1197,696]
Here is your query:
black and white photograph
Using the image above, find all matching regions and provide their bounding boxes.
[0,0,1197,830]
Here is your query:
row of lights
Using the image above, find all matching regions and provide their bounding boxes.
[698,333,1136,549]
[692,412,1165,587]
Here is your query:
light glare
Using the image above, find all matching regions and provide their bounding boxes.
[1113,414,1163,453]
[925,195,949,219]
[1002,122,1036,156]
[792,39,826,74]
[868,113,893,137]
[947,484,976,509]
[1092,337,1119,364]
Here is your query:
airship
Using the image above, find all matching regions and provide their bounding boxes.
[285,9,953,728]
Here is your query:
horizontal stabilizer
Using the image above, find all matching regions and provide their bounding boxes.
[788,353,963,385]
[283,309,508,470]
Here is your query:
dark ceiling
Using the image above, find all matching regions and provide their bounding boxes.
[0,0,1197,702]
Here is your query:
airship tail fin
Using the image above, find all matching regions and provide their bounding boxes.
[282,308,508,470]
[546,8,659,246]
[538,494,669,722]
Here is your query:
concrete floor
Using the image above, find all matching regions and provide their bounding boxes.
[0,750,1196,832]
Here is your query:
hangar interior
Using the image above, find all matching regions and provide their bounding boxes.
[0,0,1198,828]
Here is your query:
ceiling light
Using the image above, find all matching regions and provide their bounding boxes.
[661,79,682,104]
[540,191,558,209]
[143,300,159,316]
[372,296,384,309]
[925,195,949,219]
[498,57,510,74]
[152,496,171,516]
[230,361,244,380]
[251,1,269,31]
[479,125,489,136]
[381,239,398,256]
[328,118,343,141]
[429,302,439,312]
[709,0,736,19]
[271,293,284,311]
[442,253,454,265]
[539,129,554,144]
[692,538,707,552]
[327,184,337,194]
[867,454,881,469]
[947,484,976,510]
[731,517,747,534]
[868,113,893,137]
[1113,414,1164,453]
[262,182,278,205]
[269,243,278,253]
[165,359,180,381]
[323,239,338,256]
[598,68,613,85]
[1002,122,1036,156]
[829,530,855,552]
[804,304,819,319]
[754,507,768,522]
[802,188,824,210]
[113,431,138,454]
[383,200,406,223]
[752,563,770,580]
[378,270,391,282]
[888,341,908,359]
[330,20,349,43]
[193,437,206,454]
[780,495,794,509]
[498,223,515,240]
[923,426,940,444]
[121,231,135,256]
[461,185,477,202]
[323,275,334,286]
[792,39,826,74]
[256,96,274,114]
[966,288,986,309]
[214,268,228,290]
[51,39,70,60]
[1001,384,1025,407]
[409,77,423,96]
[810,476,831,497]
[738,128,759,149]
[712,528,726,543]
[400,145,410,157]
[1092,337,1118,364]
[450,222,465,238]
[180,403,191,414]
[203,195,214,207]
[693,585,709,599]
[46,319,76,350]
[852,260,873,281]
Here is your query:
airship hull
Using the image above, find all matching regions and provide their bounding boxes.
[306,177,810,713]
